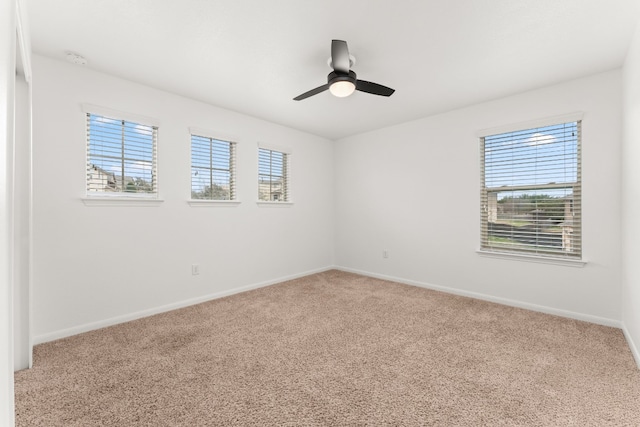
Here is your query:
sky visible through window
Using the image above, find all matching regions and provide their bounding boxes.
[484,122,578,200]
[258,148,285,181]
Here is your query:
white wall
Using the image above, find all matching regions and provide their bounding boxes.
[13,74,31,371]
[622,21,640,367]
[31,55,334,342]
[335,71,622,325]
[0,0,16,420]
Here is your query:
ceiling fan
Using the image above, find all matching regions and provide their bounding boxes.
[293,40,395,101]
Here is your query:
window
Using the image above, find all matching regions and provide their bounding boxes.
[86,112,157,197]
[480,118,581,260]
[258,146,290,202]
[191,134,236,200]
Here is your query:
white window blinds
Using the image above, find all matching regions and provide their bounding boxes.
[191,134,236,200]
[480,120,581,259]
[86,113,158,196]
[258,147,289,202]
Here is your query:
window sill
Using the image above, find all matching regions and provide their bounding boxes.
[256,201,294,207]
[188,200,241,207]
[82,197,164,207]
[476,249,586,268]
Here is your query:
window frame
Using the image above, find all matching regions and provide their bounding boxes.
[189,128,239,206]
[257,143,292,205]
[82,104,162,206]
[477,113,585,267]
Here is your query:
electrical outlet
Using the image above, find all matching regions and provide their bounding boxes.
[383,250,389,259]
[191,264,200,275]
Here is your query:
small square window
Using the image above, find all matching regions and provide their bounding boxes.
[191,134,237,200]
[86,113,158,197]
[258,147,290,202]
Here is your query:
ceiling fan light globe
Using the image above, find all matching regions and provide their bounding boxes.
[329,81,356,97]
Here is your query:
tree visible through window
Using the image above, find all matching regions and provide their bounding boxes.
[480,120,581,259]
[86,113,157,196]
[258,147,289,202]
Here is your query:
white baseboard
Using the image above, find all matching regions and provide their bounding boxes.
[334,266,622,328]
[35,264,632,364]
[33,266,334,345]
[622,323,640,370]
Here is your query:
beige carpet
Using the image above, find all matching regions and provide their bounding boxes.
[15,270,640,426]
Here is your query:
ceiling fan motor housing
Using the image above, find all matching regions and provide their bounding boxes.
[328,70,357,85]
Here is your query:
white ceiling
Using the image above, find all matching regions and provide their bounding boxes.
[27,0,640,140]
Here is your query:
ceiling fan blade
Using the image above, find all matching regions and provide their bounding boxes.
[331,39,350,73]
[355,80,395,97]
[293,83,330,101]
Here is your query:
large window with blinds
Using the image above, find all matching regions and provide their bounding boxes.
[191,134,236,200]
[480,119,581,259]
[258,147,290,202]
[86,113,157,196]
